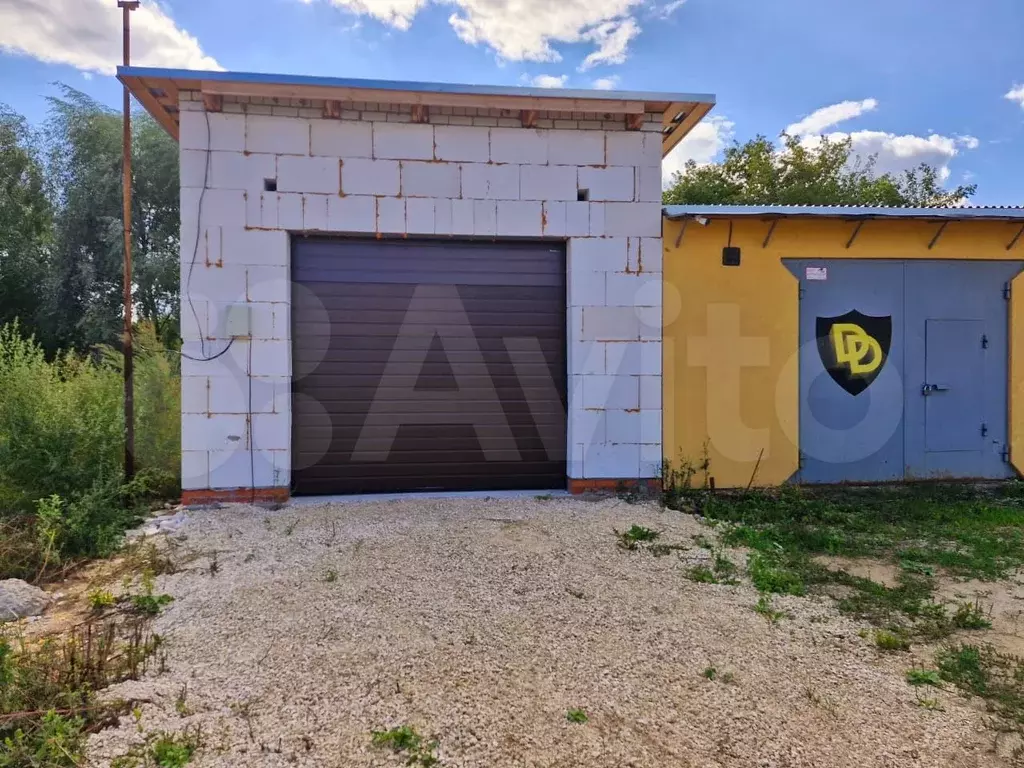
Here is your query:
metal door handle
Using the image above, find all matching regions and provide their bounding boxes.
[922,383,950,395]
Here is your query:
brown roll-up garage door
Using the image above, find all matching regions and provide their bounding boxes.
[291,238,567,495]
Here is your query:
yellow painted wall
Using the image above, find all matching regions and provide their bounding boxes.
[663,216,1024,488]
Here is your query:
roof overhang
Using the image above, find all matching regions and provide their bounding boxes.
[118,66,715,159]
[663,204,1024,222]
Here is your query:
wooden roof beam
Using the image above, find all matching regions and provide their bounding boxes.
[122,76,179,140]
[661,101,715,157]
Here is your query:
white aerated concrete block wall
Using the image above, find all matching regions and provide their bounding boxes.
[178,94,664,491]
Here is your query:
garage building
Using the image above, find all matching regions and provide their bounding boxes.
[119,67,715,502]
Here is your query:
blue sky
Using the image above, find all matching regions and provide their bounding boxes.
[2,0,1022,203]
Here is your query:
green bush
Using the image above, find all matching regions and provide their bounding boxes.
[0,322,180,580]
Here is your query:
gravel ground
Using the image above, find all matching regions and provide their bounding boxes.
[87,496,1002,767]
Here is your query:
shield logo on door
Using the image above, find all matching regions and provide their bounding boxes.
[816,311,892,396]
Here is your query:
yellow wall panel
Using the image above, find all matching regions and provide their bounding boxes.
[663,216,1024,488]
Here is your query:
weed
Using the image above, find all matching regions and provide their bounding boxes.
[692,534,714,550]
[686,565,717,583]
[88,588,117,611]
[283,519,298,536]
[874,629,911,652]
[702,666,717,680]
[916,696,944,711]
[370,725,439,767]
[754,595,787,624]
[616,525,659,551]
[111,727,202,768]
[565,708,588,724]
[952,600,992,630]
[565,588,585,600]
[208,554,219,577]
[535,494,554,501]
[128,572,174,617]
[323,569,339,583]
[905,668,943,687]
[934,644,1024,735]
[747,550,806,596]
[175,685,191,717]
[805,687,839,718]
[900,560,935,577]
[713,552,738,581]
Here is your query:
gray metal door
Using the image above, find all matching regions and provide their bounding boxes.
[903,261,1021,479]
[786,260,906,483]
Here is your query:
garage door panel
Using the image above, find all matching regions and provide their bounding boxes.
[292,237,567,495]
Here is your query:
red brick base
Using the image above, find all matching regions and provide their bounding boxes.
[568,478,661,495]
[181,488,290,505]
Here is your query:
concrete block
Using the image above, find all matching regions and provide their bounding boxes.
[180,299,207,342]
[639,443,662,478]
[341,158,400,196]
[373,122,434,160]
[640,237,663,273]
[328,196,376,233]
[208,449,257,489]
[248,339,291,377]
[570,408,606,446]
[406,198,435,234]
[222,228,289,266]
[434,198,453,236]
[568,269,604,308]
[252,413,290,450]
[582,374,639,410]
[542,202,566,237]
[642,133,664,167]
[569,238,628,272]
[434,125,490,162]
[569,442,585,480]
[246,266,290,304]
[208,373,277,413]
[208,151,275,191]
[180,112,246,152]
[607,341,661,376]
[606,410,641,444]
[579,166,635,202]
[589,203,606,237]
[310,120,372,158]
[182,414,249,451]
[496,201,543,237]
[377,197,406,233]
[300,194,327,230]
[604,203,662,237]
[606,132,645,167]
[520,165,577,201]
[277,193,304,230]
[565,202,589,236]
[181,450,209,491]
[461,163,519,200]
[277,156,340,195]
[640,310,662,341]
[637,165,662,203]
[546,129,605,166]
[473,200,497,236]
[180,149,207,188]
[490,128,547,164]
[639,375,662,410]
[186,264,248,304]
[181,376,208,414]
[570,341,605,375]
[246,115,309,155]
[640,409,662,445]
[587,443,641,478]
[182,188,246,231]
[581,306,641,341]
[401,161,460,198]
[452,199,474,235]
[606,272,661,307]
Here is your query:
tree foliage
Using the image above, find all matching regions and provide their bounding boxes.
[663,134,976,208]
[0,86,180,355]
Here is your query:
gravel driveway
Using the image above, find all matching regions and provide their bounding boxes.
[88,496,999,767]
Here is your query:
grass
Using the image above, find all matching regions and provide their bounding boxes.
[616,525,660,551]
[685,551,739,585]
[905,668,943,687]
[565,708,588,724]
[874,629,911,652]
[754,595,787,624]
[952,600,992,630]
[110,727,202,768]
[370,725,439,767]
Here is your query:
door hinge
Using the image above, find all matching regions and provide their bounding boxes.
[981,422,989,438]
[1004,283,1012,300]
[798,450,806,469]
[982,334,989,349]
[1002,445,1012,464]
[798,286,806,300]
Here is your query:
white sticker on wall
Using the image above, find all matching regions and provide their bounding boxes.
[805,267,828,281]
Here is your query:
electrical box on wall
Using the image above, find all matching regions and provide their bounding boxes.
[722,246,741,267]
[224,304,251,338]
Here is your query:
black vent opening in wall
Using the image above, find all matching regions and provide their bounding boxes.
[722,247,741,266]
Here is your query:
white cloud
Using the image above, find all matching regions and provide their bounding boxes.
[592,75,620,90]
[0,0,221,76]
[1006,84,1024,109]
[785,98,878,137]
[956,134,980,150]
[314,0,645,66]
[801,130,967,182]
[529,74,568,88]
[662,114,735,186]
[656,0,687,18]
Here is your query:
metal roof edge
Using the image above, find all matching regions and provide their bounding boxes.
[117,66,716,106]
[662,204,1024,221]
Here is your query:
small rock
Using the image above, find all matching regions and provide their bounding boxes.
[0,579,50,622]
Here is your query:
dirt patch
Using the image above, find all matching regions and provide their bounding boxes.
[85,497,1005,767]
[937,573,1024,656]
[814,555,902,588]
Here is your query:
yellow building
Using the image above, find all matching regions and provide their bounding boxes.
[662,205,1024,488]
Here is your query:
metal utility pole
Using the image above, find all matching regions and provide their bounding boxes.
[120,0,140,481]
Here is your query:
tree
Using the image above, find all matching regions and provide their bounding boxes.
[0,106,53,335]
[663,134,976,208]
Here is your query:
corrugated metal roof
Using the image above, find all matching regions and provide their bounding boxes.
[663,204,1024,221]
